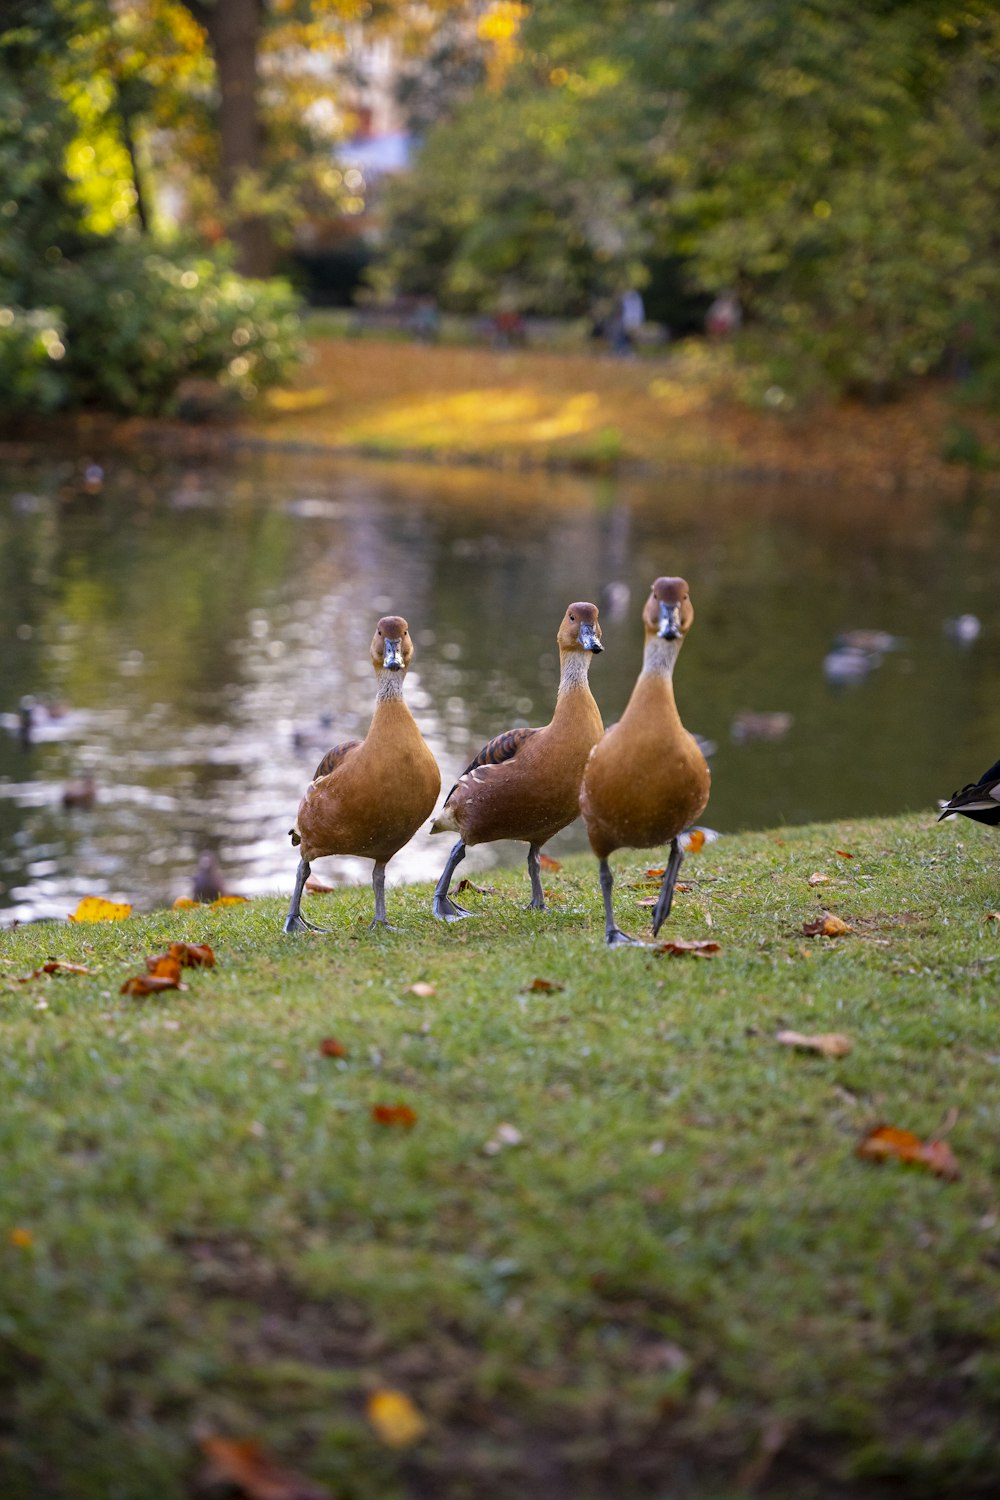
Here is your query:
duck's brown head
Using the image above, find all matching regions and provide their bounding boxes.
[557,601,604,654]
[371,615,413,674]
[643,577,693,641]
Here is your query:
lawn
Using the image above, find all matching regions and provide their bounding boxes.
[2,814,1000,1499]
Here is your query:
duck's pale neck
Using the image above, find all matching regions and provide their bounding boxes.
[556,649,595,697]
[641,634,683,680]
[374,670,407,706]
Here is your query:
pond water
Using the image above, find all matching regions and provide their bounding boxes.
[1,447,997,921]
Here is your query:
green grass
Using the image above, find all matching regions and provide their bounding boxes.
[2,814,1000,1499]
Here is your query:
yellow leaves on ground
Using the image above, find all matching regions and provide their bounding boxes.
[856,1124,960,1181]
[198,1435,331,1500]
[173,895,249,910]
[366,1388,428,1449]
[9,1227,34,1248]
[802,913,853,937]
[68,896,132,922]
[776,1030,853,1059]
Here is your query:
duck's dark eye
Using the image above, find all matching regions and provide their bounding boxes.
[569,614,575,621]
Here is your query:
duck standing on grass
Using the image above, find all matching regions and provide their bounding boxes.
[430,603,605,920]
[580,577,710,947]
[938,757,1000,829]
[284,616,441,933]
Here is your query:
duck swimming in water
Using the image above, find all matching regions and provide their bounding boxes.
[430,602,604,920]
[580,577,710,946]
[938,756,1000,829]
[284,615,441,932]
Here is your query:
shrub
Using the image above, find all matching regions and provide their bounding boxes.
[0,304,68,413]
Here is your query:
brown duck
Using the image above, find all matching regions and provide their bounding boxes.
[284,615,441,932]
[431,602,605,919]
[580,577,710,946]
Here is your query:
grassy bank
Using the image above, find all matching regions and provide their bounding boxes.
[2,813,1000,1499]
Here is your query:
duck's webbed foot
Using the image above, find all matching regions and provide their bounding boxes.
[605,925,646,948]
[284,911,329,934]
[284,857,329,934]
[432,839,475,923]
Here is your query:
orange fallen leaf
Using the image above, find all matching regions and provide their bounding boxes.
[16,960,90,982]
[802,914,853,937]
[69,896,132,923]
[145,954,184,981]
[120,973,187,996]
[524,977,564,992]
[645,866,666,879]
[406,981,436,998]
[372,1103,417,1128]
[304,876,336,894]
[198,1434,332,1500]
[652,939,721,958]
[366,1388,428,1448]
[856,1124,960,1180]
[807,872,830,886]
[835,849,854,859]
[172,897,199,910]
[776,1029,853,1059]
[9,1227,33,1248]
[318,1037,347,1058]
[210,894,249,907]
[456,878,495,895]
[538,853,561,871]
[169,941,215,968]
[985,912,1000,923]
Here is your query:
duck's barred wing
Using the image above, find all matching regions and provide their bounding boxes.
[444,727,537,805]
[312,740,361,782]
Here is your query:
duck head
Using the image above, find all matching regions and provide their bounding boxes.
[371,615,413,675]
[643,577,693,642]
[558,602,604,654]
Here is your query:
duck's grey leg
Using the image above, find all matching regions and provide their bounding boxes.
[600,857,643,947]
[651,837,685,937]
[433,839,473,921]
[370,860,401,930]
[283,857,328,933]
[527,843,546,910]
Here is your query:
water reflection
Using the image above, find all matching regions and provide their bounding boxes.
[1,450,997,921]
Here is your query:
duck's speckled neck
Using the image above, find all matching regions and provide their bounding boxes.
[556,650,595,696]
[642,635,682,679]
[375,671,406,704]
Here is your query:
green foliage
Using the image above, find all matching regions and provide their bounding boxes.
[0,306,68,412]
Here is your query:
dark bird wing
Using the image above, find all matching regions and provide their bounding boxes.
[444,727,537,805]
[938,755,1000,822]
[312,740,361,781]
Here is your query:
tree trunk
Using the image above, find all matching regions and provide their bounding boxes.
[182,0,274,277]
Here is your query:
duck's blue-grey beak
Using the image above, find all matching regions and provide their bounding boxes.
[383,638,404,671]
[658,601,682,639]
[579,623,604,653]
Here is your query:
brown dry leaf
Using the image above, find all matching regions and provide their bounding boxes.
[9,1227,33,1248]
[856,1124,960,1180]
[172,897,199,910]
[366,1388,428,1449]
[807,872,830,886]
[538,853,561,871]
[68,896,132,923]
[372,1103,417,1128]
[304,876,336,894]
[835,849,854,859]
[456,878,495,895]
[169,941,215,968]
[210,894,250,907]
[802,914,853,937]
[524,976,565,992]
[406,981,436,998]
[16,960,90,982]
[776,1029,853,1059]
[318,1037,347,1058]
[145,954,184,981]
[653,939,721,958]
[636,896,657,907]
[198,1434,332,1500]
[120,973,187,997]
[985,912,1000,923]
[646,866,666,879]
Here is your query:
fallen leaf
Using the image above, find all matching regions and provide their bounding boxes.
[835,849,854,859]
[169,941,215,967]
[304,876,336,894]
[776,1029,853,1059]
[680,826,719,852]
[456,878,495,895]
[210,894,249,907]
[198,1435,332,1500]
[646,866,666,879]
[856,1124,960,1180]
[524,977,564,992]
[145,954,184,981]
[652,939,721,958]
[985,913,1000,923]
[406,981,436,998]
[484,1122,524,1155]
[366,1388,428,1448]
[538,853,561,871]
[636,897,657,907]
[16,960,90,982]
[9,1227,33,1248]
[802,914,853,937]
[318,1037,347,1058]
[120,973,187,996]
[172,897,199,910]
[68,896,132,923]
[807,872,830,886]
[372,1103,417,1128]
